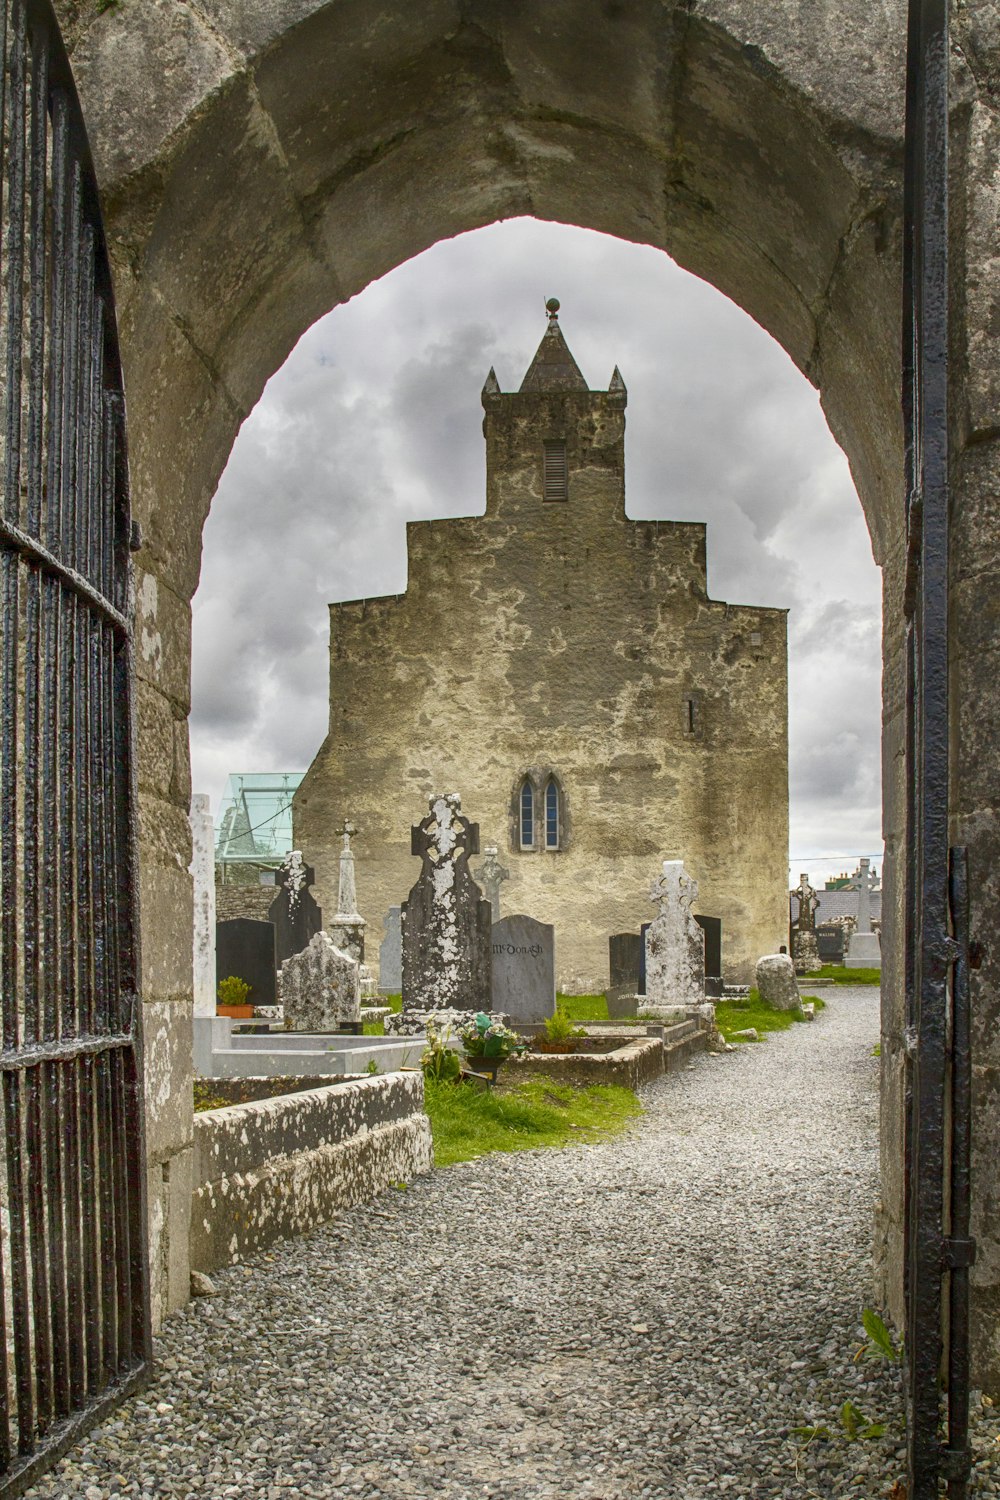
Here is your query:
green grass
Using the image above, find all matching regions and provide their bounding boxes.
[811,964,881,986]
[715,987,825,1044]
[362,993,401,1035]
[557,992,610,1022]
[423,1076,642,1167]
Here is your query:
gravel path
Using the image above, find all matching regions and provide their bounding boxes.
[25,986,1000,1499]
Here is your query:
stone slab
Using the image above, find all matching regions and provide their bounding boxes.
[846,931,882,968]
[490,914,556,1024]
[379,905,402,991]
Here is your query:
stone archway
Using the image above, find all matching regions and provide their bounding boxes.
[52,0,1000,1387]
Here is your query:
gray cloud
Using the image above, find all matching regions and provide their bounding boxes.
[191,218,883,886]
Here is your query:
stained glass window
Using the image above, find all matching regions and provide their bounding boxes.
[520,780,534,848]
[545,778,560,848]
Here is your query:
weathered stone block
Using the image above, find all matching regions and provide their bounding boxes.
[754,953,800,1011]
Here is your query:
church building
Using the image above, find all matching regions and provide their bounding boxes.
[293,305,789,989]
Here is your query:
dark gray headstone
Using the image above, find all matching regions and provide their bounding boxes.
[380,906,401,992]
[816,923,845,964]
[402,794,492,1011]
[609,933,642,992]
[268,854,323,965]
[216,918,276,1006]
[491,915,555,1024]
[694,914,722,982]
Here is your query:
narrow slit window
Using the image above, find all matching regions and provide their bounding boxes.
[686,697,696,734]
[520,780,534,848]
[545,779,560,849]
[543,440,568,502]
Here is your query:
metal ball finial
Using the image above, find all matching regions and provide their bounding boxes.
[545,296,560,320]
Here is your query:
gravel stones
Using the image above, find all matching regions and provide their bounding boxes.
[23,986,999,1499]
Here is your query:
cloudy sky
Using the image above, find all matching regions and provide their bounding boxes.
[190,218,884,889]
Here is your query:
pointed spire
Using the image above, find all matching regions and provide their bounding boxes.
[481,366,501,397]
[519,298,589,393]
[608,366,627,396]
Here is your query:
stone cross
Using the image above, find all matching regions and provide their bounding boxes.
[476,844,510,922]
[851,857,878,935]
[335,819,361,920]
[644,859,705,1008]
[795,873,820,930]
[401,793,492,1012]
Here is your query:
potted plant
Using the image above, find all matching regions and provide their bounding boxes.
[535,1006,587,1054]
[216,975,254,1019]
[459,1013,525,1080]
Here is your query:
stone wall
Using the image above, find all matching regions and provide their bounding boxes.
[215,881,274,925]
[190,1073,433,1273]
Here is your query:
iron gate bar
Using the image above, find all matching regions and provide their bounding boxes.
[0,0,151,1491]
[902,0,974,1495]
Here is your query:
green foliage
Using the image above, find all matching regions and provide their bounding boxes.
[365,1058,380,1076]
[421,1023,462,1084]
[424,1076,642,1167]
[383,993,403,1012]
[193,1081,230,1112]
[363,1017,385,1036]
[858,1307,902,1363]
[840,1400,886,1441]
[96,0,120,13]
[543,1006,588,1043]
[216,974,251,1007]
[812,964,881,986]
[871,1041,882,1057]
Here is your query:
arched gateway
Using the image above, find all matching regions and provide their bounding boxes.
[0,0,993,1493]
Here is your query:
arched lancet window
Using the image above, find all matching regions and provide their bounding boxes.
[545,779,560,849]
[520,779,534,848]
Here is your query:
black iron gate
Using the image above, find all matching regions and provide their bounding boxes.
[903,1,973,1496]
[0,0,151,1493]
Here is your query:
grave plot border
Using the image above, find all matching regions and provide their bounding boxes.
[0,1,151,1491]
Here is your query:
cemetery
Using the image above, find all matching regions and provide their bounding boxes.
[0,3,992,1494]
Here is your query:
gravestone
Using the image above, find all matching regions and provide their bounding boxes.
[379,906,402,992]
[755,952,801,1011]
[816,923,846,965]
[608,932,642,1017]
[644,860,705,1007]
[268,849,323,965]
[846,857,881,968]
[475,845,510,922]
[281,931,360,1031]
[216,918,276,1006]
[326,820,366,962]
[695,914,723,992]
[792,872,822,973]
[491,914,555,1024]
[401,793,492,1012]
[189,794,216,1019]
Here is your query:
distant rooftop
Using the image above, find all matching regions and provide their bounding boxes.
[215,772,303,864]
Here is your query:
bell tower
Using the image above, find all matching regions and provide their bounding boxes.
[481,298,628,520]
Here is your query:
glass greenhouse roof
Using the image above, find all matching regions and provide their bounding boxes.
[215,772,304,864]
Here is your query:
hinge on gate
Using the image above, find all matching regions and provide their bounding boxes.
[941,1446,973,1483]
[941,1236,977,1269]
